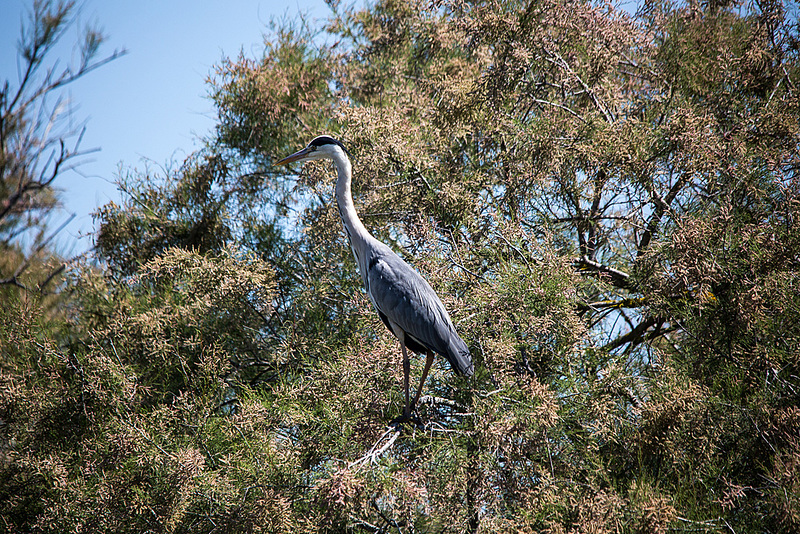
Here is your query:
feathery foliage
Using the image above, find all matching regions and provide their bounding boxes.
[2,0,799,532]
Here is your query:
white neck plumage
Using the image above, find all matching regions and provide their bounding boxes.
[330,150,375,274]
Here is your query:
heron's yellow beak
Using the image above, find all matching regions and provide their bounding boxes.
[275,146,312,166]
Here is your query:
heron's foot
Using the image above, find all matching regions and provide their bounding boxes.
[389,411,423,429]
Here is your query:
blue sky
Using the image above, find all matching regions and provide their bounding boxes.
[1,0,330,255]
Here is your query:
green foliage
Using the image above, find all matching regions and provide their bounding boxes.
[2,0,800,533]
[95,153,235,277]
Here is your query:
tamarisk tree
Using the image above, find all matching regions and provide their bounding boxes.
[2,1,798,532]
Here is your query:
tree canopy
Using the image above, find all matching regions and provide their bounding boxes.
[2,0,799,532]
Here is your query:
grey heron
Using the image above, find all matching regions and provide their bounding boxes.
[276,135,474,421]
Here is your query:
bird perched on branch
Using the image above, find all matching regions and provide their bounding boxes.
[276,135,473,421]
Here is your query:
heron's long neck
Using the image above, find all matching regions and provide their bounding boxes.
[332,154,374,260]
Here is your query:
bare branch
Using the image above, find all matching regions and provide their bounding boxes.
[601,316,661,352]
[347,426,402,470]
[0,275,33,291]
[578,296,647,313]
[544,49,615,124]
[531,97,587,122]
[574,255,633,290]
[637,170,690,256]
[585,169,608,260]
[38,262,66,291]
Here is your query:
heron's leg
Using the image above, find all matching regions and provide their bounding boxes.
[400,336,411,418]
[411,350,435,412]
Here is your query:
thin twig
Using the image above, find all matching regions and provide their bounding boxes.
[348,425,402,470]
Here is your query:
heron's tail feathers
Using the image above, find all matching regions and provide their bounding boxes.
[447,335,474,377]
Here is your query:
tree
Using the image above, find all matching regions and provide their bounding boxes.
[206,0,800,527]
[0,0,122,292]
[2,0,798,532]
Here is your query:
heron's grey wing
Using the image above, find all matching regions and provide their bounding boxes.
[365,248,473,376]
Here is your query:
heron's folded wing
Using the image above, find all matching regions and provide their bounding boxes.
[366,250,458,359]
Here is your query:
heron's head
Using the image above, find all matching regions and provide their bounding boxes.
[275,135,350,166]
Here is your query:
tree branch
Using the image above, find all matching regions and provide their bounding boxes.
[347,425,402,470]
[602,316,659,352]
[601,316,677,352]
[585,169,608,260]
[574,256,633,290]
[637,170,690,257]
[545,50,615,124]
[578,296,647,314]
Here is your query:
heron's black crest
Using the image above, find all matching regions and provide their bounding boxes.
[310,135,351,158]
